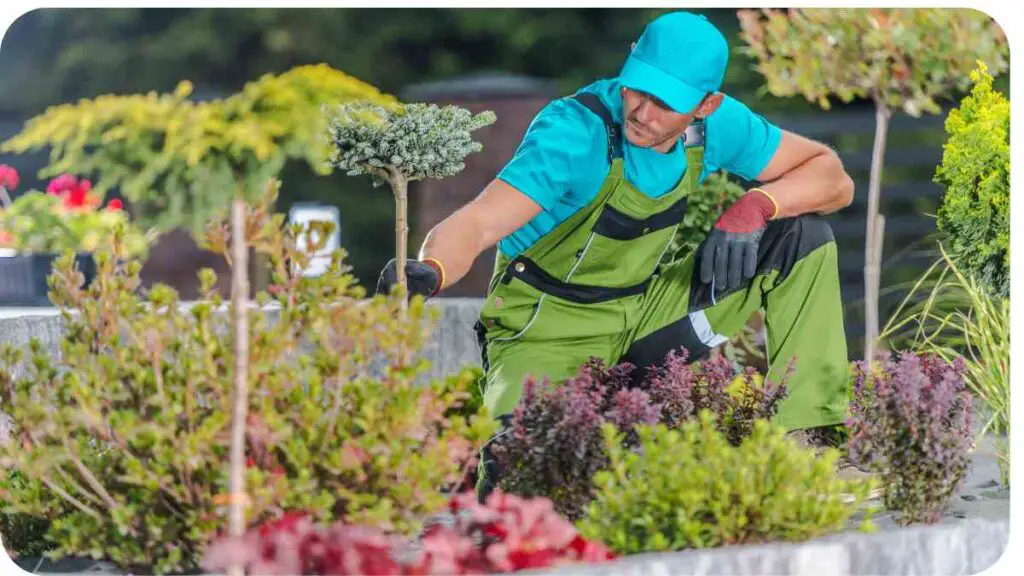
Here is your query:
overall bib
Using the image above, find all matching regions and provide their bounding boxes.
[474,93,849,497]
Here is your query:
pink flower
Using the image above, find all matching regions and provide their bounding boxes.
[0,164,18,190]
[106,198,123,211]
[47,173,78,195]
[46,174,99,210]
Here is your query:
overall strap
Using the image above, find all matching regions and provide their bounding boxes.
[571,92,621,163]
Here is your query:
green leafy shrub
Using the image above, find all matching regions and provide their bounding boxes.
[0,189,496,574]
[578,412,878,554]
[0,472,58,558]
[934,62,1010,297]
[442,365,486,422]
[667,171,745,260]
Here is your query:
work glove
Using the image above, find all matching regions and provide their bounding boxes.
[699,189,778,295]
[376,258,443,299]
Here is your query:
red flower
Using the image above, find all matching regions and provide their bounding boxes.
[45,174,99,209]
[106,198,123,211]
[0,164,18,190]
[65,180,91,208]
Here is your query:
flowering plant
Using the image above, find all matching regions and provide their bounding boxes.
[0,166,147,254]
[201,490,616,575]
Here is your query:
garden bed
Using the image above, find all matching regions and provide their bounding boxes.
[1,300,1009,576]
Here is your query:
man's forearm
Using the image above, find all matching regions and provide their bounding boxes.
[758,152,854,218]
[417,213,488,291]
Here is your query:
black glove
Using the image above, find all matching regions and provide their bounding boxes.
[699,190,776,295]
[699,228,764,295]
[376,258,441,299]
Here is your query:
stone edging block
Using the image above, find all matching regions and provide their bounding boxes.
[537,517,1009,576]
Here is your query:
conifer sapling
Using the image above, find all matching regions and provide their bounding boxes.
[327,102,496,310]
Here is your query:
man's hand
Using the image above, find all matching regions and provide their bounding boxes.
[376,258,442,299]
[699,189,777,294]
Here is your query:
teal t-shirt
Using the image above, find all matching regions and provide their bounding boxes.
[496,78,782,258]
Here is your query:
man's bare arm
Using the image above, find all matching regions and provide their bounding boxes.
[418,179,543,291]
[754,130,855,218]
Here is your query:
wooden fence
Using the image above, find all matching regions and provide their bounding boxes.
[763,107,950,354]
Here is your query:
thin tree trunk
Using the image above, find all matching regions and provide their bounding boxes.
[864,100,891,364]
[228,195,250,576]
[393,171,409,318]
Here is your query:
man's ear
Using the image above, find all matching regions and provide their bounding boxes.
[695,93,725,119]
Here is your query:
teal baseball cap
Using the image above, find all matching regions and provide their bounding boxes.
[620,11,729,114]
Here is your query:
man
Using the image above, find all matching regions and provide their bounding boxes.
[378,12,861,497]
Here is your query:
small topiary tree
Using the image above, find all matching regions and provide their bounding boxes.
[737,7,1009,362]
[327,101,496,310]
[933,62,1009,297]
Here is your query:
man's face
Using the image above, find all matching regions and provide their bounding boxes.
[621,87,720,152]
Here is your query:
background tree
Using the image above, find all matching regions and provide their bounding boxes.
[736,7,1008,362]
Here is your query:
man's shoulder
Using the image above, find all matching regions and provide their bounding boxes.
[705,93,759,130]
[523,79,619,144]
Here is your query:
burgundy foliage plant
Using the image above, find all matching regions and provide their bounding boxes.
[847,351,974,525]
[490,349,789,520]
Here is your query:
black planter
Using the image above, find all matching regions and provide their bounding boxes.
[0,252,96,306]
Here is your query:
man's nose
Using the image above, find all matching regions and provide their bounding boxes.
[635,100,656,123]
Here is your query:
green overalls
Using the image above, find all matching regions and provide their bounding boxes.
[474,93,849,496]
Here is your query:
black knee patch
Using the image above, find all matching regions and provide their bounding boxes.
[689,214,834,311]
[620,316,709,385]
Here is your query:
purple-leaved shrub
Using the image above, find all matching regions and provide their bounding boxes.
[489,350,789,521]
[847,352,974,525]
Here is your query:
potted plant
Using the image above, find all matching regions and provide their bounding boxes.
[0,166,148,306]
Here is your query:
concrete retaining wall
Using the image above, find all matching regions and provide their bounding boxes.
[0,298,488,382]
[544,517,1009,576]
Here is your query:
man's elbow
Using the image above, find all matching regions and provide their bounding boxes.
[829,152,855,208]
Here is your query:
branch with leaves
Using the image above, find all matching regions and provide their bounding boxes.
[737,7,1009,361]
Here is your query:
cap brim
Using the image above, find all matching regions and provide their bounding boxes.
[620,55,707,114]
